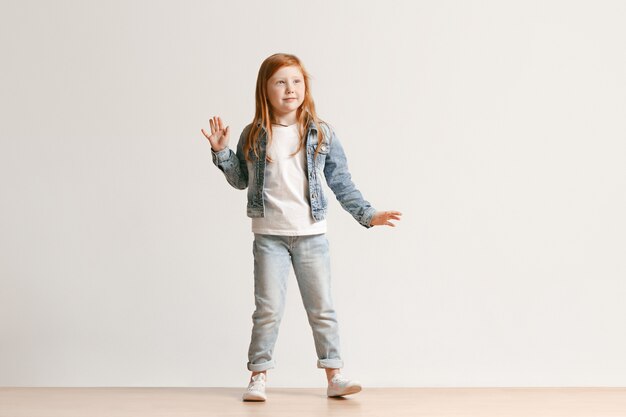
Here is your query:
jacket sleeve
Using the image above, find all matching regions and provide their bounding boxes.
[210,127,249,190]
[322,127,377,228]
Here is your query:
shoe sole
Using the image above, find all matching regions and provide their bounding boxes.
[242,393,267,401]
[328,385,362,397]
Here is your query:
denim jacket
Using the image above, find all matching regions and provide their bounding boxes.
[211,120,376,228]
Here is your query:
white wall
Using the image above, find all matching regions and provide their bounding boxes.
[1,0,625,387]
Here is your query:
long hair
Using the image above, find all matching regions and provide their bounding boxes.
[244,53,327,162]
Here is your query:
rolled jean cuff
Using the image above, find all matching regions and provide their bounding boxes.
[317,358,344,369]
[247,360,275,372]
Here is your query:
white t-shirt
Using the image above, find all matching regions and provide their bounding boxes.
[251,124,327,236]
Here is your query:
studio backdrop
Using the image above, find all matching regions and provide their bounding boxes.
[1,0,625,387]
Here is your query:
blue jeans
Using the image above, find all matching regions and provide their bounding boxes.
[247,233,344,371]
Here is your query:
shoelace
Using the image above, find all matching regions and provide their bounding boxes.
[248,375,265,391]
[331,374,350,385]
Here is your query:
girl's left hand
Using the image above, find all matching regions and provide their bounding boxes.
[370,211,403,227]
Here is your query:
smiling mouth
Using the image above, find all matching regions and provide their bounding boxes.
[284,98,297,101]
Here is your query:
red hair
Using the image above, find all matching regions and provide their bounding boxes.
[245,53,327,162]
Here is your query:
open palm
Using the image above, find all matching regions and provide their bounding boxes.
[201,115,230,152]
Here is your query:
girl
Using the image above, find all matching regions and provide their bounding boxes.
[201,53,401,401]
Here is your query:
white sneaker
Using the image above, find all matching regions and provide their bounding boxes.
[242,373,267,401]
[327,373,362,397]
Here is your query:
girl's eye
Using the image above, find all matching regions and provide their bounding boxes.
[294,79,301,83]
[277,80,285,84]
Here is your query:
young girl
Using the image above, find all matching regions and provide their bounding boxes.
[201,53,401,401]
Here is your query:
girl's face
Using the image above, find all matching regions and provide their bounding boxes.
[266,65,306,119]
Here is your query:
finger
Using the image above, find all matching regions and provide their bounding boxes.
[209,118,216,135]
[388,215,402,221]
[218,116,224,131]
[385,221,395,227]
[201,128,210,140]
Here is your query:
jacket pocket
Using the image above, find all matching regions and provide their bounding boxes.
[310,141,330,171]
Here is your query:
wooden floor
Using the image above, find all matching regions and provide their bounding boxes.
[1,387,625,417]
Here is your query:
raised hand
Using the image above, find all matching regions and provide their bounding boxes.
[201,116,230,152]
[370,211,403,227]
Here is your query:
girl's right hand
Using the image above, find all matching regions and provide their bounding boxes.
[201,116,230,152]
